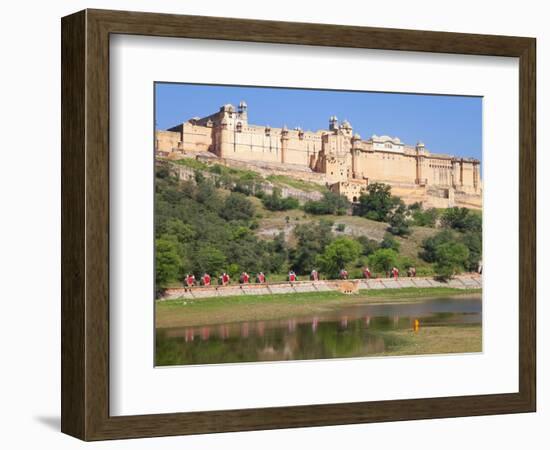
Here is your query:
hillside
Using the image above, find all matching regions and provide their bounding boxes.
[155,158,482,288]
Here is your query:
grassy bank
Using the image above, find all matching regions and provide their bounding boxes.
[156,287,481,329]
[368,324,482,356]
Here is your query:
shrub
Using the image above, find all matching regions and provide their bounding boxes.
[368,248,399,274]
[155,238,182,286]
[290,220,334,274]
[398,256,415,270]
[220,192,255,221]
[410,206,438,227]
[262,188,300,211]
[387,205,411,236]
[420,229,455,262]
[461,230,482,272]
[353,183,402,222]
[357,236,379,256]
[380,233,400,252]
[335,223,346,232]
[303,192,350,215]
[441,207,482,233]
[317,237,362,278]
[434,242,470,280]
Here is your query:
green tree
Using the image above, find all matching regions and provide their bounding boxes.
[193,244,227,275]
[441,207,482,233]
[281,197,300,210]
[155,238,182,287]
[387,205,411,236]
[461,231,482,272]
[290,220,333,274]
[399,256,415,270]
[380,232,400,252]
[354,183,402,222]
[357,235,379,256]
[195,179,222,210]
[220,192,255,221]
[368,248,399,274]
[434,242,470,280]
[164,218,195,243]
[410,205,438,227]
[420,229,455,262]
[264,232,288,273]
[317,237,362,278]
[262,188,299,211]
[303,192,350,215]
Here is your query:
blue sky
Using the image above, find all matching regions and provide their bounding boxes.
[155,83,482,160]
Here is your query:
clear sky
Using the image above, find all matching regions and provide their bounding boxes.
[155,82,482,160]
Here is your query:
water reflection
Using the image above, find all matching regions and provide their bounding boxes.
[156,296,482,366]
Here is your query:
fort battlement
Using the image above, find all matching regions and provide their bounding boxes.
[156,101,482,209]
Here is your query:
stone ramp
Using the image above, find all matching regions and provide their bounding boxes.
[215,287,245,297]
[293,283,319,293]
[460,276,483,288]
[411,278,434,288]
[268,283,296,295]
[380,279,401,289]
[312,281,333,292]
[160,275,482,301]
[396,279,415,288]
[241,285,272,296]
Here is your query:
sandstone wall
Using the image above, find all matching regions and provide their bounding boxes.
[218,125,284,163]
[181,123,212,153]
[156,103,481,209]
[216,125,324,166]
[155,130,181,153]
[356,151,417,183]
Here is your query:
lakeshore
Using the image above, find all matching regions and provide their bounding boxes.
[155,288,482,366]
[156,286,481,328]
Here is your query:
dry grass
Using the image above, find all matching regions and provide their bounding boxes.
[255,209,439,268]
[369,325,482,356]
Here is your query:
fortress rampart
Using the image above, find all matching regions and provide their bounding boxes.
[156,101,482,209]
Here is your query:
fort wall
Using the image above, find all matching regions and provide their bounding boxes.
[156,130,181,154]
[156,101,482,209]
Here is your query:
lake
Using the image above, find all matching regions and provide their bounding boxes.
[155,296,482,366]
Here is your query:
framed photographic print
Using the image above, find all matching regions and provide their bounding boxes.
[61,9,536,441]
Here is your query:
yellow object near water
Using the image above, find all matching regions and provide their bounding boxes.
[413,319,420,332]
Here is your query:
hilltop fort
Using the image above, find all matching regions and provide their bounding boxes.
[155,101,482,209]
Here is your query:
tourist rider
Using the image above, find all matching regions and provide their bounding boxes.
[201,272,211,286]
[363,266,371,279]
[392,267,399,279]
[185,273,196,287]
[220,272,230,286]
[240,272,250,284]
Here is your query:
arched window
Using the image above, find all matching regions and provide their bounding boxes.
[236,122,242,133]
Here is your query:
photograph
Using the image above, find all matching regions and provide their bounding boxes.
[1,0,542,445]
[154,83,483,366]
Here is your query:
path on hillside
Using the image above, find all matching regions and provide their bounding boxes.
[160,274,482,301]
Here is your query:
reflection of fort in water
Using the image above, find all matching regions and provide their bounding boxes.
[156,101,482,208]
[158,297,482,365]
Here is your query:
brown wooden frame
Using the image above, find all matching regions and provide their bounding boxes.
[61,8,536,441]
